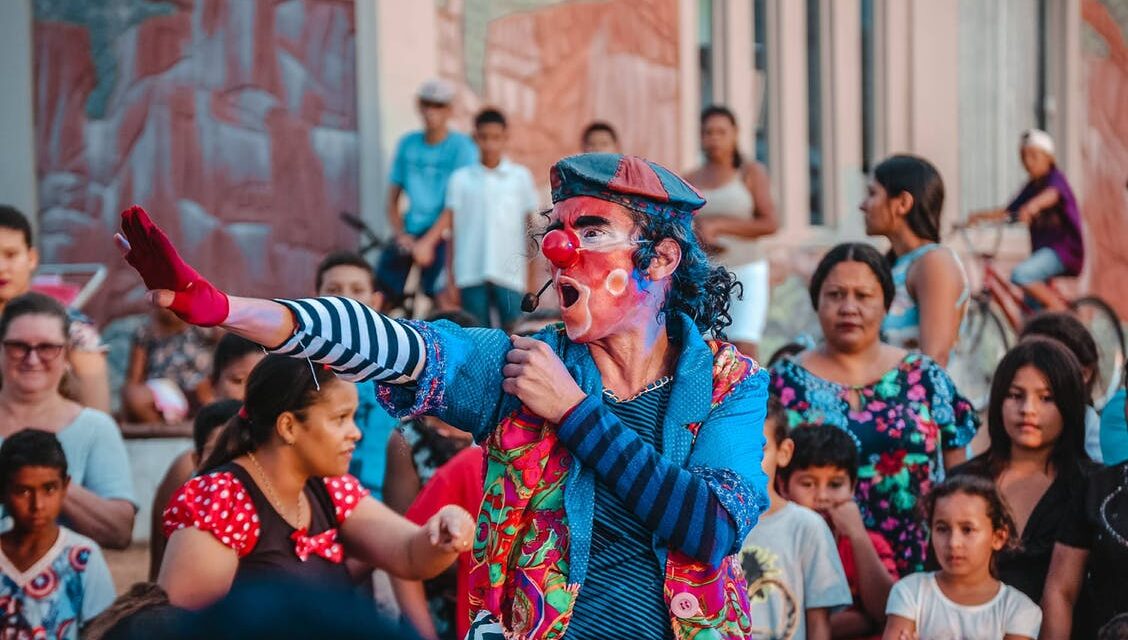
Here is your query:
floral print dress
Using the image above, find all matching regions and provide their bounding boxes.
[770,353,979,573]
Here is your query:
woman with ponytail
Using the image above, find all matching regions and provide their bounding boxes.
[158,355,474,610]
[685,105,779,359]
[861,155,969,366]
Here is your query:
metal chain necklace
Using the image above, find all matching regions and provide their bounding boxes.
[1099,464,1128,549]
[247,451,305,530]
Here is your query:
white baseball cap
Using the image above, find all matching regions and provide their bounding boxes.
[417,78,455,105]
[1021,128,1055,158]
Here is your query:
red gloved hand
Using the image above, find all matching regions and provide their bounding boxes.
[118,205,230,326]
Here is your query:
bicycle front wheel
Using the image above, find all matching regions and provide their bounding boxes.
[951,300,1012,410]
[1071,296,1126,410]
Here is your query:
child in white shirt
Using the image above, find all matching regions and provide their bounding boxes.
[742,400,851,640]
[883,475,1041,640]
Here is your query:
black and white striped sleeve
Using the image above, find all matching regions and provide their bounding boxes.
[268,297,425,385]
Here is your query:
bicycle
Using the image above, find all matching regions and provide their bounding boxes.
[948,222,1126,411]
[338,211,431,319]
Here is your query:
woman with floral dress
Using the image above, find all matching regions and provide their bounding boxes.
[771,243,979,574]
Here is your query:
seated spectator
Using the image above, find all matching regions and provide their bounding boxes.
[148,399,242,580]
[741,400,851,639]
[0,293,135,549]
[208,333,264,402]
[580,121,621,154]
[950,338,1095,604]
[780,423,898,639]
[444,108,539,328]
[0,205,110,412]
[1019,311,1103,461]
[397,445,485,640]
[771,242,979,574]
[314,251,396,498]
[883,475,1041,640]
[122,309,214,423]
[0,429,116,639]
[158,355,474,610]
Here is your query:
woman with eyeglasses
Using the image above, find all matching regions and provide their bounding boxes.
[0,292,136,549]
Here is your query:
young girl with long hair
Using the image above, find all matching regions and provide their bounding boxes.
[950,338,1095,603]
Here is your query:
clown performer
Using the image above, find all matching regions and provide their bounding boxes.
[114,154,769,640]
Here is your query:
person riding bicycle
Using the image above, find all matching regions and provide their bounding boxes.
[966,129,1084,311]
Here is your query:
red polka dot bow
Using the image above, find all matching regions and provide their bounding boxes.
[291,527,343,563]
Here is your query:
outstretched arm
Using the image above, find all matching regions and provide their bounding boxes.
[114,206,426,385]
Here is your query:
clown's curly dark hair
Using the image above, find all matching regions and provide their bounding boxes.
[629,211,742,338]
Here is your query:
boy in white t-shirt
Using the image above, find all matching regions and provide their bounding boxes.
[442,108,539,328]
[741,400,851,640]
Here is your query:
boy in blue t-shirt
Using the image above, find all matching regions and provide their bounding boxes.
[315,251,399,498]
[0,430,115,639]
[378,78,478,308]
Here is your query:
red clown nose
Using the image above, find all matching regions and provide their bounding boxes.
[542,229,580,269]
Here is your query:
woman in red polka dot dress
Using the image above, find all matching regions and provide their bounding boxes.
[157,355,475,609]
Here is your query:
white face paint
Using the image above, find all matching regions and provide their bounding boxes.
[604,269,629,296]
[557,274,593,340]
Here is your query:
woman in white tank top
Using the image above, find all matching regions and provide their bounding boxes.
[685,106,779,359]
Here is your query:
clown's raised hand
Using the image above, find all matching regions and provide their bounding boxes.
[114,206,230,326]
[502,335,586,423]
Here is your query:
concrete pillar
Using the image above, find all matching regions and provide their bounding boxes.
[719,0,756,159]
[907,0,960,222]
[875,0,961,222]
[828,0,865,237]
[678,0,700,170]
[365,0,439,237]
[0,0,38,227]
[773,0,810,237]
[355,0,383,236]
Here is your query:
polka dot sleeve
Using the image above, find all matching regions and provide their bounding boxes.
[162,472,260,557]
[323,475,369,525]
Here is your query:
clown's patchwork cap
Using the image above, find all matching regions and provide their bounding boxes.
[549,153,706,219]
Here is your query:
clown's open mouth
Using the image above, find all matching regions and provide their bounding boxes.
[560,283,580,308]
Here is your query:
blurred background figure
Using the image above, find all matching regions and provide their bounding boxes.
[121,308,214,424]
[966,129,1084,312]
[580,121,621,154]
[862,155,967,366]
[444,108,539,328]
[0,206,110,412]
[685,105,778,359]
[378,78,477,313]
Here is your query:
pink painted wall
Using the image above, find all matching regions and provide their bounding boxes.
[1080,0,1128,318]
[33,0,359,323]
[435,0,682,188]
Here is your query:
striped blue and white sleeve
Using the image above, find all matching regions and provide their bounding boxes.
[268,297,425,385]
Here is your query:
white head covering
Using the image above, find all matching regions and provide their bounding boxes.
[1021,128,1055,158]
[417,78,455,105]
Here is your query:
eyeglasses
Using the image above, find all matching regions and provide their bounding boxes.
[2,340,66,362]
